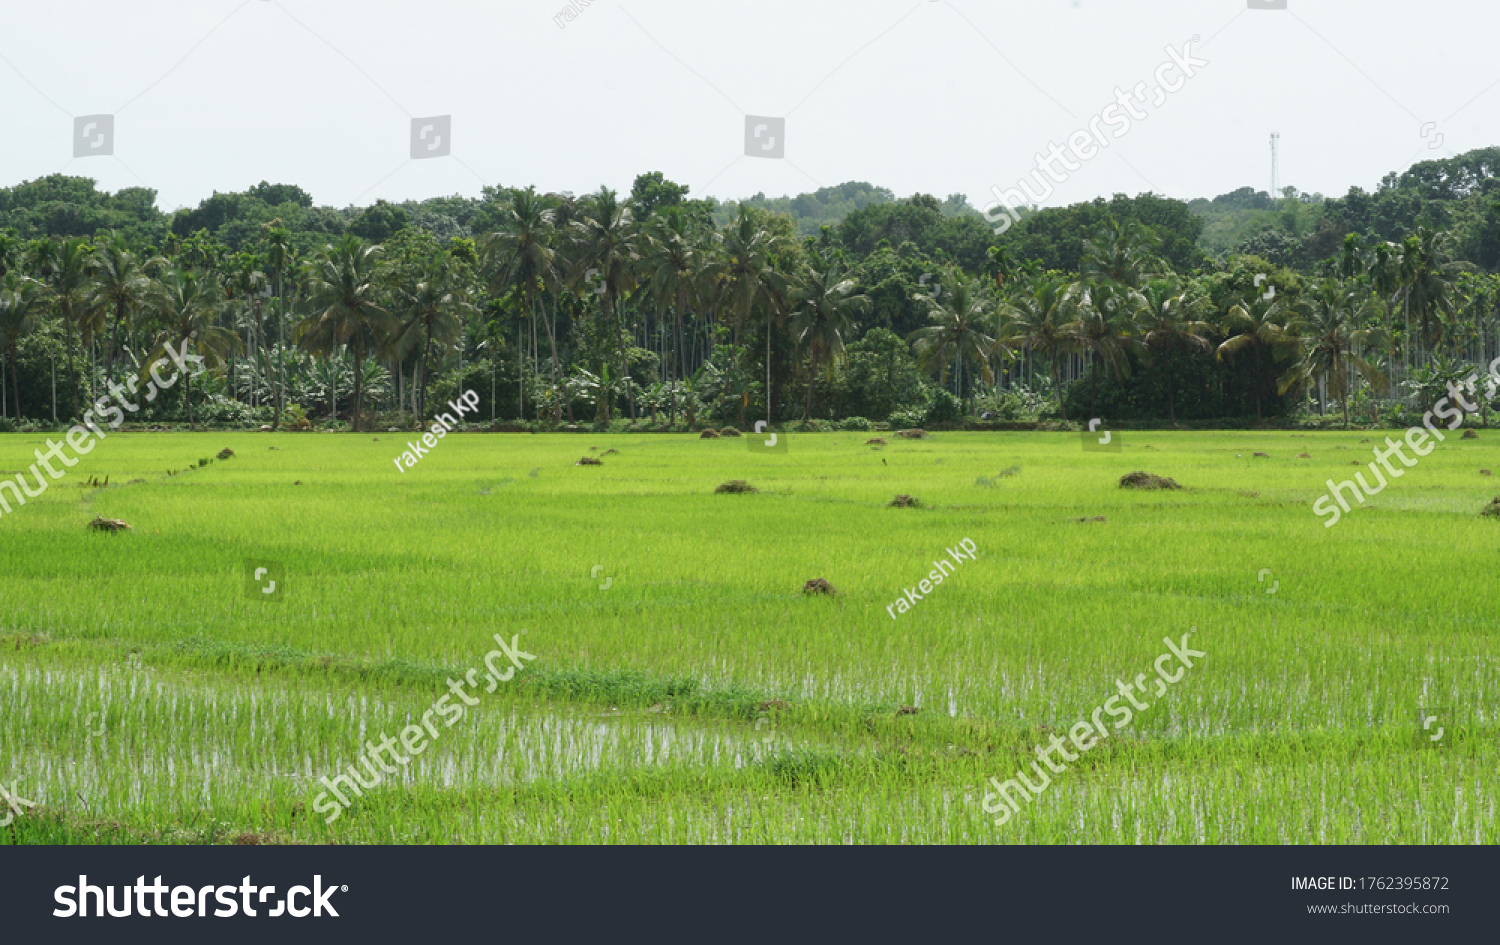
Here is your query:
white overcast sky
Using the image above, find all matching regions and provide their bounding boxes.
[1,0,1495,214]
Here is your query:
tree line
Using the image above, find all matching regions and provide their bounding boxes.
[1,155,1498,433]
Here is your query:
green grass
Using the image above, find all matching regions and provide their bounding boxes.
[1,429,1496,843]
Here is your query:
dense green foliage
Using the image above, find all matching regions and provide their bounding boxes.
[2,148,1499,433]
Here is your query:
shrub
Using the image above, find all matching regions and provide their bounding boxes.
[838,416,874,431]
[889,407,925,429]
[923,389,964,426]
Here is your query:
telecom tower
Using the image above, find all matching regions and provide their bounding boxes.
[1270,133,1280,198]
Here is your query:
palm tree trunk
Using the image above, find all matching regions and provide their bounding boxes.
[9,345,19,422]
[352,339,364,432]
[611,293,634,421]
[65,308,79,421]
[1051,352,1067,421]
[803,349,818,421]
[1165,361,1176,425]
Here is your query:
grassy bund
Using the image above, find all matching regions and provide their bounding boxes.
[1,430,1496,843]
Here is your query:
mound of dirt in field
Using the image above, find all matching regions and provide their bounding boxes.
[1462,429,1479,439]
[1253,452,1270,458]
[718,427,741,437]
[602,448,619,456]
[715,480,756,493]
[1119,471,1181,490]
[1482,469,1493,476]
[887,494,921,507]
[1296,452,1312,459]
[700,429,719,439]
[865,438,887,446]
[1482,497,1500,518]
[88,517,131,532]
[216,448,235,460]
[802,578,838,596]
[897,429,928,439]
[576,456,603,466]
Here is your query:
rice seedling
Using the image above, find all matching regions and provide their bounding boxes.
[0,430,1495,844]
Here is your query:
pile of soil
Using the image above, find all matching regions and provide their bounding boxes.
[718,427,741,437]
[700,429,719,439]
[1481,469,1493,477]
[802,578,838,596]
[576,457,603,466]
[888,494,921,507]
[602,448,620,456]
[1253,452,1270,458]
[1296,452,1312,459]
[897,429,928,439]
[715,480,756,494]
[865,438,887,446]
[1462,429,1480,439]
[88,517,131,532]
[216,448,235,460]
[1119,471,1181,490]
[1483,497,1500,518]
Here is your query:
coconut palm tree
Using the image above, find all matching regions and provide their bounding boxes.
[641,206,711,422]
[790,257,868,420]
[143,268,242,430]
[1072,280,1145,420]
[1217,293,1295,421]
[40,237,93,420]
[1080,219,1165,289]
[909,273,999,402]
[571,187,640,419]
[1279,282,1389,427]
[296,235,392,432]
[86,237,161,385]
[390,250,474,423]
[1000,274,1084,421]
[704,206,792,424]
[0,272,50,420]
[1135,280,1214,424]
[483,187,562,387]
